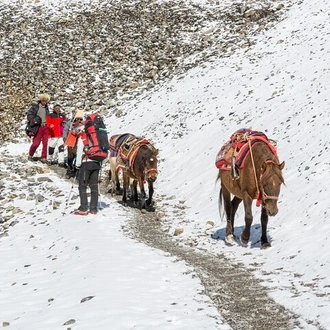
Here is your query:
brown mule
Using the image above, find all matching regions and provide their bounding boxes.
[122,143,158,210]
[112,134,158,210]
[217,140,285,249]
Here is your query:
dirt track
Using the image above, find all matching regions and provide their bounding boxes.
[122,203,301,330]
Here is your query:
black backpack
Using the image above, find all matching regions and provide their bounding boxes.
[82,113,110,162]
[25,115,42,137]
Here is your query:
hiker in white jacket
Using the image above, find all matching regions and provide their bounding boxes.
[73,130,102,216]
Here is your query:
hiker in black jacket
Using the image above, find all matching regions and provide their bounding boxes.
[27,93,50,163]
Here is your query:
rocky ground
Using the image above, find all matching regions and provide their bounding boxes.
[0,0,293,142]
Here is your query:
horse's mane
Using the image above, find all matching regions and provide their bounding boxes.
[260,161,285,186]
[134,144,157,172]
[137,144,157,158]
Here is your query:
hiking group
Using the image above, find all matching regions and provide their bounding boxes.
[25,93,110,216]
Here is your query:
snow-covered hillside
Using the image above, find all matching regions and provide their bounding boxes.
[109,0,330,327]
[1,0,329,329]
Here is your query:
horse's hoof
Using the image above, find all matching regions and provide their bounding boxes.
[146,206,155,212]
[261,242,271,249]
[225,234,236,245]
[240,235,249,246]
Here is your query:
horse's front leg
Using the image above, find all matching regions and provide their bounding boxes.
[130,179,138,206]
[122,172,129,206]
[241,195,253,245]
[146,181,154,206]
[138,178,146,209]
[115,172,121,194]
[260,206,271,249]
[139,178,146,199]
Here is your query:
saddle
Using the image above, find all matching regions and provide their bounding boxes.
[116,136,151,177]
[109,133,130,157]
[215,129,277,179]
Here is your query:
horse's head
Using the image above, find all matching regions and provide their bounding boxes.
[144,148,158,183]
[260,160,285,216]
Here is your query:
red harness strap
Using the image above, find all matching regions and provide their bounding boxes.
[256,191,262,207]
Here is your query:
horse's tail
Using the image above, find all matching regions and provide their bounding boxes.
[216,171,225,221]
[104,164,111,192]
[108,166,112,183]
[215,171,220,183]
[218,187,225,221]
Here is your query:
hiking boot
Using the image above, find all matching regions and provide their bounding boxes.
[58,162,65,167]
[66,167,76,179]
[66,172,74,179]
[28,156,34,162]
[68,170,77,179]
[89,210,97,215]
[40,158,47,164]
[74,210,88,215]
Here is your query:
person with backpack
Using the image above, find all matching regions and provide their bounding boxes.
[73,112,109,215]
[27,93,51,163]
[47,101,67,166]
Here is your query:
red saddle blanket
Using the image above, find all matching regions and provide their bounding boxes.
[116,137,151,177]
[215,131,278,170]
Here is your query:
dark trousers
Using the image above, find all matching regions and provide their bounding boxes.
[66,146,77,177]
[78,161,101,212]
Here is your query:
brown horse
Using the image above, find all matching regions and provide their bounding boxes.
[217,138,285,248]
[110,134,158,210]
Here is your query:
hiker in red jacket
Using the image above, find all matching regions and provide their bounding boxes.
[47,102,67,166]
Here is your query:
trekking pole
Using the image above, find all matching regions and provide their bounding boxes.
[62,175,76,215]
[98,164,103,210]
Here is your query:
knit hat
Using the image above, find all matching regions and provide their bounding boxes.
[74,109,84,119]
[39,93,51,103]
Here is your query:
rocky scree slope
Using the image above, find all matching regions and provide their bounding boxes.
[0,0,292,142]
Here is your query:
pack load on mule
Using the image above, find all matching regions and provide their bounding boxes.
[215,128,285,249]
[215,128,277,180]
[82,113,110,162]
[116,134,152,173]
[109,133,132,158]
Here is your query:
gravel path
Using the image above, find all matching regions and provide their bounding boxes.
[122,204,300,330]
